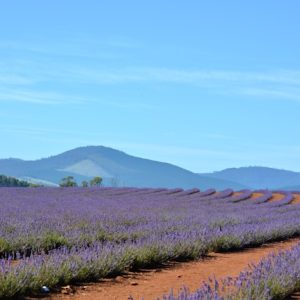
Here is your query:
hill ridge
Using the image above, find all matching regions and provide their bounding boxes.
[0,146,245,189]
[201,166,300,190]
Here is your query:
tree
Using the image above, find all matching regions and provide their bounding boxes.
[81,180,89,187]
[0,175,30,187]
[90,176,103,187]
[59,176,77,187]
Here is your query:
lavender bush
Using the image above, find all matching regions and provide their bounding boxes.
[252,190,273,204]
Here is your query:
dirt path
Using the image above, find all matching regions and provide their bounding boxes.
[40,238,300,300]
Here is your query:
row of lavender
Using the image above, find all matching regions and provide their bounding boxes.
[0,187,298,297]
[159,242,300,300]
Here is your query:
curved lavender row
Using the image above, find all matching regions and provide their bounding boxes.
[159,242,300,300]
[160,188,184,195]
[200,189,233,201]
[132,188,181,197]
[99,187,137,195]
[106,188,141,196]
[215,189,234,199]
[175,188,200,197]
[251,190,273,204]
[104,187,164,196]
[226,190,253,203]
[187,188,216,200]
[265,191,294,207]
[129,188,167,195]
[190,188,216,198]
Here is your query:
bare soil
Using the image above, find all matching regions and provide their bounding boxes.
[268,192,285,202]
[36,239,300,300]
[250,192,262,199]
[292,194,300,204]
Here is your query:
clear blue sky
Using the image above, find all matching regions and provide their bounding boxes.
[1,1,300,172]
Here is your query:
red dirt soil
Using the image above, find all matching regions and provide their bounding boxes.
[268,192,285,202]
[250,192,262,199]
[36,239,300,300]
[292,194,300,204]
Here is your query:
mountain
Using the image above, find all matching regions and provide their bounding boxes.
[201,166,300,190]
[276,185,300,191]
[0,146,245,189]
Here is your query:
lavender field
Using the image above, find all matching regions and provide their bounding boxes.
[0,187,300,298]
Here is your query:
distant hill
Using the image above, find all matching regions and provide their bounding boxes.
[0,174,30,187]
[0,146,245,190]
[201,166,300,190]
[276,185,300,191]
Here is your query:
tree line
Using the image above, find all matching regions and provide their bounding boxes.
[0,175,30,187]
[0,174,104,188]
[59,176,103,187]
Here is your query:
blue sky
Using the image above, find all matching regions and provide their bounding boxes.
[1,1,300,172]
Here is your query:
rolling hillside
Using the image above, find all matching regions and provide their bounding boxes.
[0,146,245,189]
[201,166,300,190]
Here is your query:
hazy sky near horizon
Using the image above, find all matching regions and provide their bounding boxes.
[1,1,300,172]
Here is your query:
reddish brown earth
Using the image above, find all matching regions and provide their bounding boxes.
[232,192,242,196]
[292,194,300,204]
[35,239,300,300]
[250,192,263,199]
[268,192,285,202]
